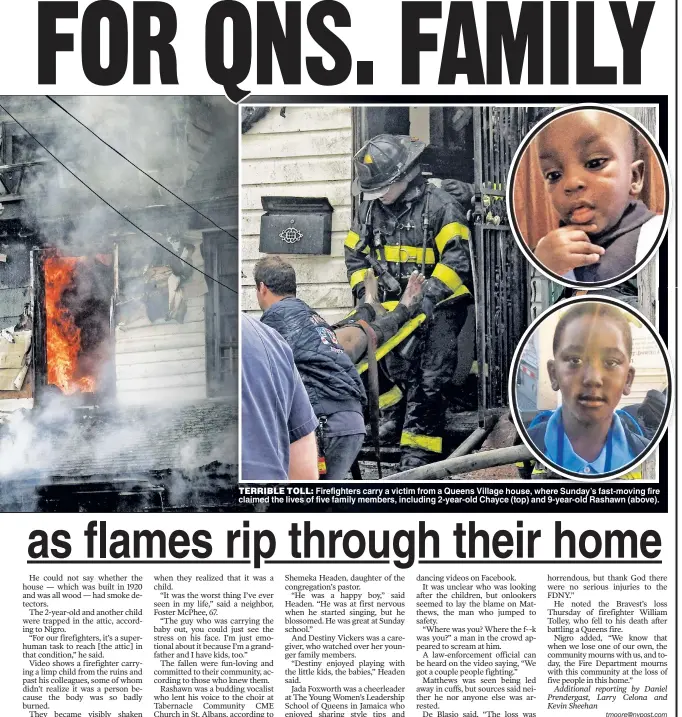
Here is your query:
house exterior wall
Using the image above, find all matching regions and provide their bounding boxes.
[241,106,355,324]
[115,233,209,405]
[0,236,34,410]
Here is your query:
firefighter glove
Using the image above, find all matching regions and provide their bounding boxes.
[420,297,435,322]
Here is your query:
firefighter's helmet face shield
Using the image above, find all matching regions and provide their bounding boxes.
[361,184,392,201]
[376,179,410,204]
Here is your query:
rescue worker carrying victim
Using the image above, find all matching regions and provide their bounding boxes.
[344,134,475,470]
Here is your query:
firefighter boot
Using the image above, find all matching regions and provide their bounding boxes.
[399,449,433,471]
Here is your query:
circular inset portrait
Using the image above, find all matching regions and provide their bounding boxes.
[509,104,669,289]
[510,297,672,481]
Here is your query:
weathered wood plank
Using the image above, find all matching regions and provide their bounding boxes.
[388,444,533,481]
[115,345,206,365]
[117,301,205,325]
[116,358,206,380]
[242,156,351,185]
[117,290,204,313]
[242,128,352,160]
[116,385,207,405]
[117,371,206,392]
[115,332,205,355]
[241,283,353,312]
[480,413,519,451]
[244,106,352,134]
[115,319,205,340]
[0,397,33,411]
[241,257,348,286]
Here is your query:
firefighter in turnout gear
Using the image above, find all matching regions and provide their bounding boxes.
[345,134,475,470]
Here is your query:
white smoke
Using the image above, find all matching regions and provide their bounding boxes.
[0,391,238,509]
[0,96,238,508]
[0,95,237,245]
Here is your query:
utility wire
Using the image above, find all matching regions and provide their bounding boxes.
[0,102,238,295]
[45,95,237,242]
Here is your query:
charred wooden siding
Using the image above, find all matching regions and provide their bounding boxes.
[241,107,354,324]
[0,234,33,409]
[0,238,30,329]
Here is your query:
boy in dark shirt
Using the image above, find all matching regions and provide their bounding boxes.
[532,109,663,283]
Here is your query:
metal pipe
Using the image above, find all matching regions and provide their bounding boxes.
[448,420,496,459]
[386,444,532,481]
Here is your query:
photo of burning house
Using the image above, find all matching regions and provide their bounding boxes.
[0,97,238,511]
[240,105,663,481]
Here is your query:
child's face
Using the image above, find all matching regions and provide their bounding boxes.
[537,111,644,234]
[547,314,635,428]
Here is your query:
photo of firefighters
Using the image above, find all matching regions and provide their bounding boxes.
[512,298,671,480]
[510,105,668,287]
[240,104,668,482]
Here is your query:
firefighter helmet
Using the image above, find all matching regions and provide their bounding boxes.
[352,134,426,198]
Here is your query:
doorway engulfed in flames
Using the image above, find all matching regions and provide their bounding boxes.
[42,252,114,397]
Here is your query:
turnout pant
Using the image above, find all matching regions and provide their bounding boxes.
[321,434,366,480]
[386,301,474,469]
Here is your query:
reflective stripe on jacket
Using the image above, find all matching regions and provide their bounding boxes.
[344,180,473,306]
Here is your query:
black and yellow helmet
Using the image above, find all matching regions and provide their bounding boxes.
[353,134,425,198]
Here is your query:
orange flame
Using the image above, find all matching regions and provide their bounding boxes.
[44,255,96,395]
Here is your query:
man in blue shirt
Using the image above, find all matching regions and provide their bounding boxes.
[254,257,367,480]
[527,302,650,477]
[241,314,319,481]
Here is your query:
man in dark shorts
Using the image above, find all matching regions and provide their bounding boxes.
[241,314,319,481]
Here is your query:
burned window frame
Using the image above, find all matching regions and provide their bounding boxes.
[31,246,117,406]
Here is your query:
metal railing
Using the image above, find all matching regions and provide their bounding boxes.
[472,107,531,421]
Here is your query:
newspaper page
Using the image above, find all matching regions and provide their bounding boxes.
[0,3,676,717]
